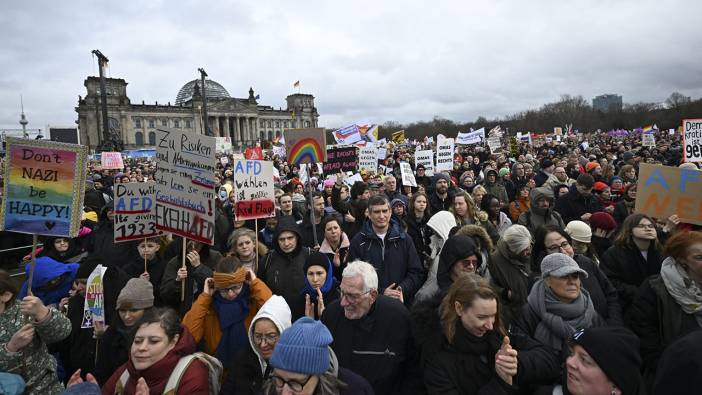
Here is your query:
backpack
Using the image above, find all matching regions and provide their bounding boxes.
[114,352,223,395]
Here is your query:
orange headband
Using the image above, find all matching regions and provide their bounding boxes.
[213,268,247,289]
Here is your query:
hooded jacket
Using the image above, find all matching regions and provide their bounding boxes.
[102,326,210,395]
[347,217,426,303]
[221,295,292,395]
[483,169,509,206]
[414,211,457,304]
[19,257,78,306]
[436,235,481,292]
[554,183,604,224]
[258,216,311,308]
[518,187,565,235]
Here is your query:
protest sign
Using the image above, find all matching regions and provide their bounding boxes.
[456,128,485,145]
[344,173,364,186]
[377,147,387,161]
[358,146,377,173]
[113,182,158,242]
[285,128,327,164]
[683,119,702,163]
[436,138,455,171]
[215,137,232,153]
[272,145,286,158]
[487,136,502,153]
[635,163,702,226]
[245,146,263,160]
[233,160,275,220]
[81,264,106,328]
[642,133,656,148]
[101,152,124,169]
[392,130,405,144]
[323,146,357,173]
[554,127,563,135]
[154,129,216,245]
[333,124,362,145]
[220,156,229,166]
[0,138,87,237]
[414,149,435,176]
[400,162,417,187]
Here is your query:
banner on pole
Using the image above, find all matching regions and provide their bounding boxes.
[154,129,216,245]
[233,160,276,220]
[435,138,455,171]
[0,138,87,237]
[456,129,485,145]
[101,152,124,169]
[323,147,357,173]
[636,163,702,225]
[114,182,158,242]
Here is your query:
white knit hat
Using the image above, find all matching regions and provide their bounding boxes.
[565,221,592,243]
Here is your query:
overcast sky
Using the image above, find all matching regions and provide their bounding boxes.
[1,0,701,133]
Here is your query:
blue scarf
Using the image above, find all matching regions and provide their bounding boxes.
[302,256,335,301]
[213,284,250,363]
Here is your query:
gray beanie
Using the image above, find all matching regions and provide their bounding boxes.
[502,224,532,255]
[116,278,154,310]
[541,253,588,279]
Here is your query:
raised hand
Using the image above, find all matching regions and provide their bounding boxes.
[494,336,518,385]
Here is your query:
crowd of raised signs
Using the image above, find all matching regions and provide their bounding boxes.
[2,127,702,395]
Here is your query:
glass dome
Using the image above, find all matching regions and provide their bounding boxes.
[175,79,230,105]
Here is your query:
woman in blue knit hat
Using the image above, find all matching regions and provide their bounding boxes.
[263,317,372,395]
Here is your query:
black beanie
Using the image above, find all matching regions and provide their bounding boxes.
[304,252,330,274]
[570,327,642,394]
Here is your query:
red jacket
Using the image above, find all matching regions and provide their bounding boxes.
[102,326,209,395]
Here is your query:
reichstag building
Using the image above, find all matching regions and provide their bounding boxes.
[76,75,319,150]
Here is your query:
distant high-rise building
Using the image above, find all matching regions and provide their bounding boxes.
[592,94,623,112]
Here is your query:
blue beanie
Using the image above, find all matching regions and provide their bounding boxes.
[270,317,333,375]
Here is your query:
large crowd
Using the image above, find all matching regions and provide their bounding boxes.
[1,128,701,395]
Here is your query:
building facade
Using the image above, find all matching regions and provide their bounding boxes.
[592,94,623,113]
[75,76,319,151]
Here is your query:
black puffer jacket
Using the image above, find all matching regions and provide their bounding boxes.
[405,212,433,267]
[554,184,603,224]
[258,216,311,308]
[600,242,663,315]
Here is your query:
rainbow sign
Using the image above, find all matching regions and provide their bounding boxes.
[284,128,327,165]
[0,138,87,237]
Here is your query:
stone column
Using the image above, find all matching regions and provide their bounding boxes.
[223,116,229,138]
[234,116,240,144]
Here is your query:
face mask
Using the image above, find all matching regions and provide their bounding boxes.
[219,190,228,201]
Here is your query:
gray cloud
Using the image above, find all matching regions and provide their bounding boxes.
[1,0,701,132]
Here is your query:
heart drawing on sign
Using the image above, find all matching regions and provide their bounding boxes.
[45,221,56,230]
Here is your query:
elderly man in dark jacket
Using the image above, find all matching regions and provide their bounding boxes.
[347,195,426,305]
[322,260,421,395]
[554,173,603,224]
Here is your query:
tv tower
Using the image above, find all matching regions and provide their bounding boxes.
[19,95,28,139]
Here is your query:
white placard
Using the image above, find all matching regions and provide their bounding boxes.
[642,133,656,148]
[456,128,485,145]
[377,147,388,161]
[215,137,232,153]
[113,182,157,242]
[154,129,216,245]
[358,146,378,173]
[414,149,435,176]
[487,136,502,153]
[400,162,417,187]
[220,156,229,166]
[101,152,124,170]
[233,160,276,220]
[435,138,454,171]
[683,119,702,162]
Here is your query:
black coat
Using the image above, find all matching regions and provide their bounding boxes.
[405,213,432,267]
[428,191,454,216]
[554,184,603,224]
[222,343,269,395]
[347,219,426,303]
[629,274,701,386]
[93,321,132,385]
[291,284,340,321]
[124,255,167,307]
[322,295,421,395]
[600,243,663,315]
[57,295,96,381]
[572,254,623,326]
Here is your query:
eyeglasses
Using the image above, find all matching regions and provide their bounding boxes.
[546,241,571,254]
[635,223,656,230]
[217,284,243,296]
[271,375,312,392]
[339,289,371,303]
[253,333,279,345]
[457,258,479,268]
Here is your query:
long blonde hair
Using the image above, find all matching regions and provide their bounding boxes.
[439,274,505,344]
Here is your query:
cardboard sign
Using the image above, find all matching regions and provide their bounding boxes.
[114,182,158,242]
[154,129,216,245]
[435,138,454,171]
[284,128,327,165]
[233,160,276,220]
[81,264,106,328]
[414,150,435,176]
[683,119,702,163]
[101,152,124,169]
[323,146,357,173]
[554,127,563,135]
[642,133,656,148]
[215,137,232,153]
[400,162,417,187]
[635,163,702,225]
[487,136,502,153]
[358,146,377,173]
[0,138,87,237]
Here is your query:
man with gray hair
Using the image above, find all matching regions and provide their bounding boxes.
[322,260,420,395]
